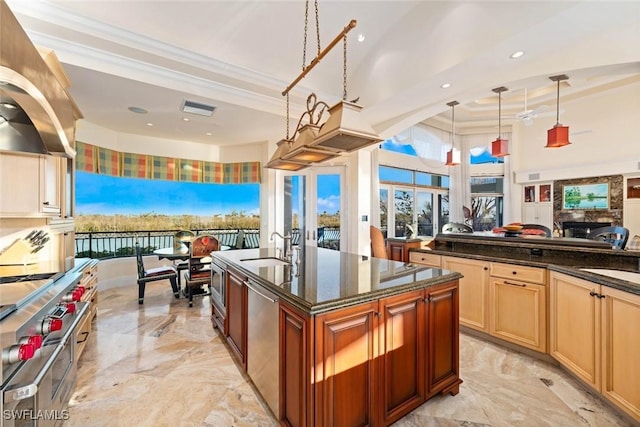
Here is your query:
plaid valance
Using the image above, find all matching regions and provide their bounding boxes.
[76,142,260,184]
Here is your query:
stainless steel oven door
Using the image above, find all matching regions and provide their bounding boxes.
[2,303,89,427]
[210,261,226,313]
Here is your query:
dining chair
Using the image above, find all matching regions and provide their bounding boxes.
[587,226,630,250]
[136,242,179,304]
[441,222,473,233]
[173,230,195,289]
[370,225,388,259]
[521,224,552,237]
[184,235,220,307]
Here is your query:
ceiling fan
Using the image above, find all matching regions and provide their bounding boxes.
[506,88,558,126]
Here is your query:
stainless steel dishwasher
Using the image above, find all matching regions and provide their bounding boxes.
[246,279,279,417]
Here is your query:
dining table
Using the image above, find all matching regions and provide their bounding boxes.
[153,245,231,261]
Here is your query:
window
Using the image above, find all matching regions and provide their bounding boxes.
[470,176,503,231]
[379,166,448,238]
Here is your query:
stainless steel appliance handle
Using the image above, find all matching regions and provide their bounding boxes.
[245,281,278,303]
[4,303,90,403]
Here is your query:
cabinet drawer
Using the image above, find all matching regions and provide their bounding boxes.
[490,263,545,284]
[409,252,441,268]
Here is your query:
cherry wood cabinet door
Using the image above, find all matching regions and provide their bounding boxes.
[425,282,461,396]
[226,268,247,366]
[379,290,425,425]
[279,302,312,427]
[314,301,379,427]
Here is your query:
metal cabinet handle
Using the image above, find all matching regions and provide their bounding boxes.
[246,281,278,303]
[504,280,526,287]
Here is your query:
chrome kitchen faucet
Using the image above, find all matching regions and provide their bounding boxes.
[270,231,292,262]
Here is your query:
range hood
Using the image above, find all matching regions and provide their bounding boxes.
[0,0,81,157]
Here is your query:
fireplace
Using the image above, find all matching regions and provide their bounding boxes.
[562,221,612,238]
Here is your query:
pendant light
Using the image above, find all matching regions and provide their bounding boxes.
[445,100,460,166]
[546,74,571,148]
[491,86,509,157]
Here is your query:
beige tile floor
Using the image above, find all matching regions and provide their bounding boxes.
[63,281,634,427]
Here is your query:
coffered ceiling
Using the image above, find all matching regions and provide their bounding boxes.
[6,0,640,147]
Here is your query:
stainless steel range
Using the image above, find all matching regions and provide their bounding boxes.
[0,269,89,427]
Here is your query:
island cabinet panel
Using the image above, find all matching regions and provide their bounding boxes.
[226,267,248,367]
[279,302,313,427]
[442,256,489,332]
[314,301,379,427]
[379,290,425,425]
[425,282,460,396]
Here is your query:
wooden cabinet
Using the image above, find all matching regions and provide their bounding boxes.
[315,301,379,427]
[387,238,422,262]
[409,252,441,268]
[226,267,247,366]
[0,152,62,217]
[522,182,553,231]
[550,272,640,423]
[379,290,425,425]
[76,260,98,359]
[489,262,547,352]
[278,281,461,427]
[442,256,489,332]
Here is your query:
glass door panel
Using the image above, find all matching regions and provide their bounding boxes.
[283,175,305,247]
[394,188,414,238]
[316,173,341,251]
[416,190,434,237]
[380,188,389,238]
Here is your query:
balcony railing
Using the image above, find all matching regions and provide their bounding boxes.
[75,227,341,259]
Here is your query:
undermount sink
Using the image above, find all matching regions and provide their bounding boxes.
[240,257,290,267]
[580,268,640,284]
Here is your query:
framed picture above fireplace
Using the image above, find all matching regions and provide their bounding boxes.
[562,183,609,210]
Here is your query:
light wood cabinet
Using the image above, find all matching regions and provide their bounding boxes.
[409,252,441,268]
[442,256,489,332]
[0,152,62,217]
[489,263,547,352]
[550,272,640,423]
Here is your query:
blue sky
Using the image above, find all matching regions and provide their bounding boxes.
[76,171,341,216]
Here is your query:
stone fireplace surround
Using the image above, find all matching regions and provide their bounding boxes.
[552,174,623,235]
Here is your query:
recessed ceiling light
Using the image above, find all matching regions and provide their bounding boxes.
[510,51,524,59]
[128,106,148,114]
[441,83,451,89]
[205,132,213,136]
[146,122,153,127]
[182,117,190,122]
[357,33,365,42]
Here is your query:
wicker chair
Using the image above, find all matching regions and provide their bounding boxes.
[587,226,629,250]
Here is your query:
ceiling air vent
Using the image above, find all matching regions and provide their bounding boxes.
[181,100,215,117]
[528,173,540,181]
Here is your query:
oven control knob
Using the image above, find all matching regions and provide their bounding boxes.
[77,286,86,294]
[62,289,82,302]
[40,318,63,334]
[19,335,44,350]
[65,302,76,313]
[2,343,36,364]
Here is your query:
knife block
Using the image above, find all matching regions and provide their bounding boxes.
[0,239,38,265]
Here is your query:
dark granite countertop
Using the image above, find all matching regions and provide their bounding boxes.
[412,233,640,296]
[213,246,461,315]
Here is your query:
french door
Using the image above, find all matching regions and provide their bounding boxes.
[280,166,345,250]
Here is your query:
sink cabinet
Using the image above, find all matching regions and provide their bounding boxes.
[550,272,640,422]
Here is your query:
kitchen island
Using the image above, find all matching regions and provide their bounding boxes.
[212,246,463,427]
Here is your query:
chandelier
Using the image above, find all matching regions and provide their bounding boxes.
[491,86,509,157]
[546,74,571,148]
[267,1,381,171]
[444,101,460,166]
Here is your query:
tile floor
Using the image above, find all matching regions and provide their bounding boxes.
[62,281,634,427]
